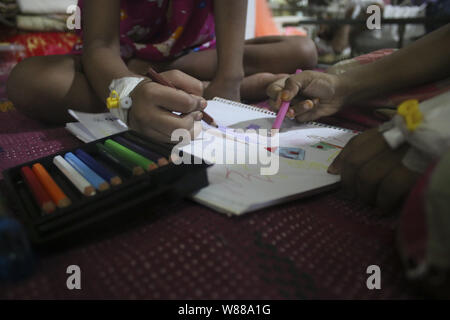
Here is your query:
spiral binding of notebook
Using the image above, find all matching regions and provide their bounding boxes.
[212,97,357,133]
[213,97,277,116]
[306,121,356,133]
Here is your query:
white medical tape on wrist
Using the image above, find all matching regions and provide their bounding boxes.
[379,91,450,173]
[107,77,146,125]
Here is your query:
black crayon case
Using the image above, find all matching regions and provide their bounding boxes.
[2,130,209,250]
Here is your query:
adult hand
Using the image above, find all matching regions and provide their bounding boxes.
[266,71,348,122]
[328,128,420,213]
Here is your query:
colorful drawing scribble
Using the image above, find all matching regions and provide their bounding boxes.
[311,141,342,150]
[266,147,305,161]
[278,147,305,161]
[208,165,275,195]
[327,150,341,163]
[246,124,260,130]
[225,167,274,184]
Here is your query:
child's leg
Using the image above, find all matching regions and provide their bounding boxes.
[7,55,104,124]
[239,73,288,101]
[166,35,318,80]
[126,36,316,101]
[200,72,288,101]
[331,25,352,54]
[242,35,318,75]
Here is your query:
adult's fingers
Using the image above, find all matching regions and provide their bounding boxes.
[355,146,408,205]
[293,99,330,121]
[280,76,302,101]
[328,128,385,175]
[339,131,393,199]
[281,71,336,102]
[266,76,288,101]
[301,78,335,100]
[294,107,327,122]
[291,100,315,120]
[160,69,204,96]
[376,164,420,213]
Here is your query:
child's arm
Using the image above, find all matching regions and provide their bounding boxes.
[81,0,135,100]
[204,0,247,101]
[81,0,206,142]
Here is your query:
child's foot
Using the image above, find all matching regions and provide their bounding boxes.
[331,25,351,54]
[240,73,288,102]
[203,78,241,101]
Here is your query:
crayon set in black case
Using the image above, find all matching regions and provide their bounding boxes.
[2,131,209,249]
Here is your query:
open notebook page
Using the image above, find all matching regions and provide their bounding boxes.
[183,98,358,216]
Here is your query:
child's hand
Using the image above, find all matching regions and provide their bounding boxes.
[203,77,241,102]
[266,71,347,122]
[328,128,420,213]
[128,70,206,142]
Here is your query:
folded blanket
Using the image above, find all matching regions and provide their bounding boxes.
[16,14,68,31]
[17,0,76,14]
[0,32,80,57]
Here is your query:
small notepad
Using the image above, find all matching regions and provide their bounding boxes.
[66,110,128,143]
[185,98,359,216]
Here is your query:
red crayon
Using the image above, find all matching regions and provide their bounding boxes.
[21,166,56,214]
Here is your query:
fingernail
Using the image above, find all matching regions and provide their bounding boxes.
[288,108,295,118]
[195,112,203,121]
[304,100,314,110]
[200,98,207,109]
[281,90,290,101]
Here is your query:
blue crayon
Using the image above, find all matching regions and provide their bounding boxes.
[75,149,122,186]
[64,152,110,191]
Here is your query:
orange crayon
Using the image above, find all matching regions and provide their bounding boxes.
[32,163,72,208]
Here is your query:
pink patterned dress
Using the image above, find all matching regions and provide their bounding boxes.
[72,0,216,61]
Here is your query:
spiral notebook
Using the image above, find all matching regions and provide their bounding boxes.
[183,98,359,216]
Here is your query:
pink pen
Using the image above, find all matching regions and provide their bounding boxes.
[271,69,303,130]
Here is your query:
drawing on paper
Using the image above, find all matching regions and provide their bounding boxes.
[278,147,306,160]
[311,141,342,150]
[266,146,306,161]
[246,124,261,130]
